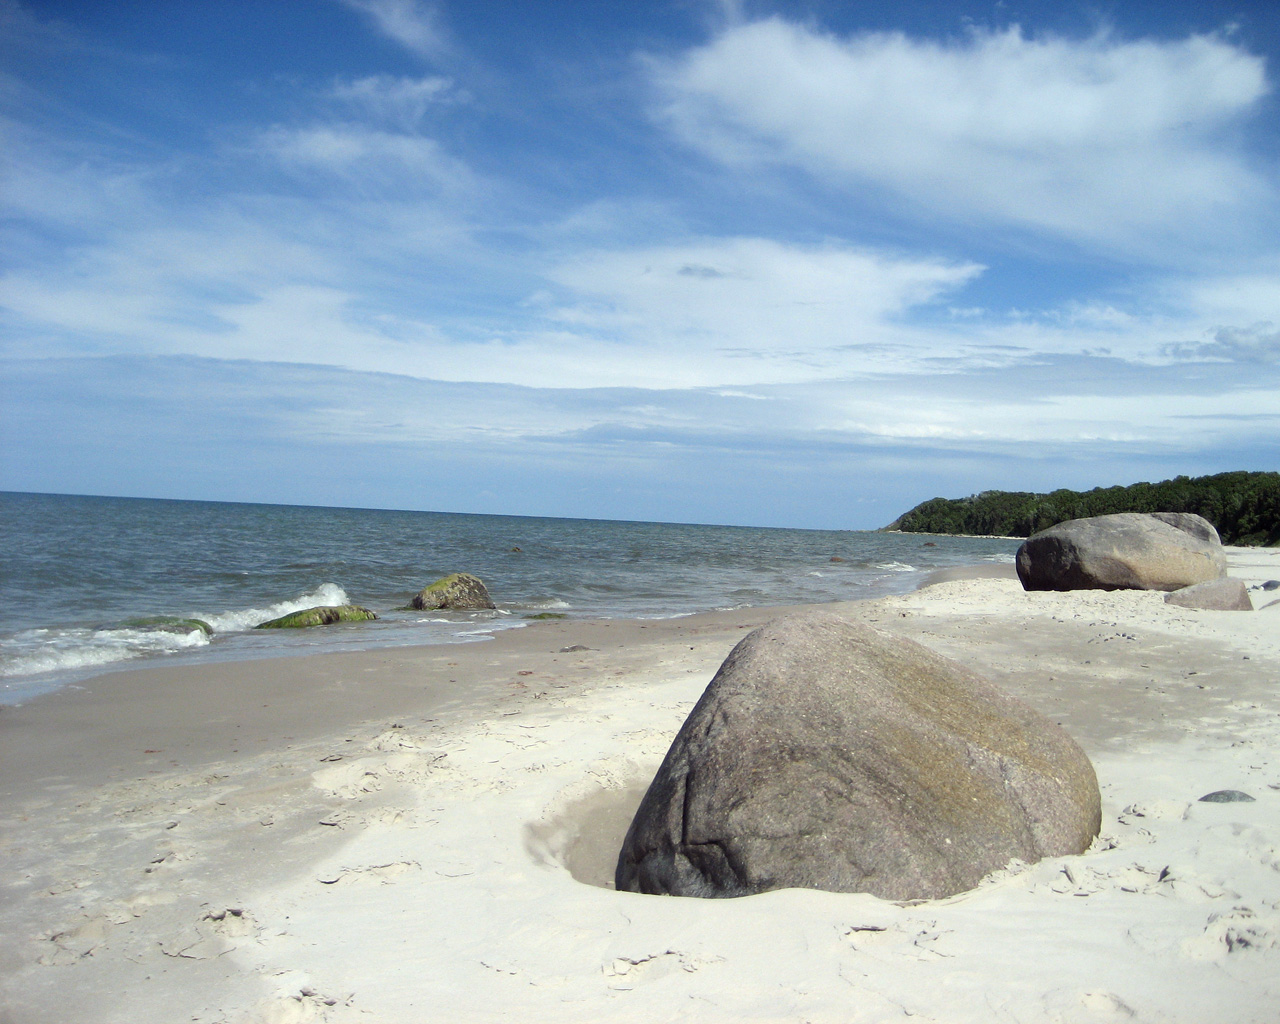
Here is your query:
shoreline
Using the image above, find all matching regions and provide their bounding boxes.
[2,551,1279,1022]
[0,558,1026,793]
[0,542,1021,710]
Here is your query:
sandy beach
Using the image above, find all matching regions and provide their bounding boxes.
[3,550,1279,1023]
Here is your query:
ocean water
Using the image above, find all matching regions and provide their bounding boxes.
[0,492,1018,704]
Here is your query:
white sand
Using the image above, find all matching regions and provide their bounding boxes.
[2,551,1279,1023]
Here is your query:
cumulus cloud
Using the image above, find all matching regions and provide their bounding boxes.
[652,19,1271,254]
[1165,322,1280,363]
[338,0,449,61]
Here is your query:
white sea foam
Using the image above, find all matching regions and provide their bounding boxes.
[0,583,352,683]
[453,621,527,637]
[873,561,917,572]
[200,583,350,633]
[0,624,211,679]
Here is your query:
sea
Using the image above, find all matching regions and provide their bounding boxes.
[0,492,1018,705]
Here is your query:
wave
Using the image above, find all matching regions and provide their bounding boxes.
[0,623,211,680]
[198,583,350,633]
[0,582,351,682]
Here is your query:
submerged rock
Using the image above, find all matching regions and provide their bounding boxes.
[410,573,495,611]
[1016,512,1226,592]
[114,616,214,636]
[254,605,377,629]
[616,612,1100,902]
[1165,578,1253,611]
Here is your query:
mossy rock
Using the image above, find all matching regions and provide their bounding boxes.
[410,573,495,611]
[255,605,378,629]
[115,616,214,636]
[525,612,568,620]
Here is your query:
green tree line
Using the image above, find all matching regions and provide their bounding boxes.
[886,471,1280,546]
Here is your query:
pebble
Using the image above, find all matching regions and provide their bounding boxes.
[1198,790,1256,803]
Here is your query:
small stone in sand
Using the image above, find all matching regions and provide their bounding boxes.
[1198,790,1255,803]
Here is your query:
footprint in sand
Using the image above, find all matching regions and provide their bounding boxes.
[144,842,194,873]
[841,921,950,961]
[202,905,257,938]
[1180,905,1279,959]
[40,913,114,964]
[367,724,434,752]
[254,989,344,1024]
[1042,989,1139,1022]
[602,949,716,990]
[316,860,421,886]
[311,758,385,799]
[156,906,260,960]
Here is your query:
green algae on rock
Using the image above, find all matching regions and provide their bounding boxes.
[254,605,378,629]
[115,616,215,636]
[410,573,495,611]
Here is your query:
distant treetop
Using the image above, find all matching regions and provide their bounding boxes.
[886,471,1280,547]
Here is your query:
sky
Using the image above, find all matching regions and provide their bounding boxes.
[2,0,1278,529]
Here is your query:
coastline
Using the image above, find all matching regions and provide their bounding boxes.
[2,551,1279,1022]
[0,495,1021,707]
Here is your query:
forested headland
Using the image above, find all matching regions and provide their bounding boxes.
[886,471,1280,546]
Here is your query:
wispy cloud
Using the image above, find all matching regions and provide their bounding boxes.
[338,0,451,61]
[534,237,984,381]
[331,74,460,128]
[258,123,478,197]
[4,2,1279,523]
[651,20,1273,258]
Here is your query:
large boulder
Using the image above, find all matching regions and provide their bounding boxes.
[1165,578,1253,611]
[615,612,1100,901]
[1016,512,1226,592]
[1148,511,1220,545]
[410,573,495,611]
[255,605,377,629]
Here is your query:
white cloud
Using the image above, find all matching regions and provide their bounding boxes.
[258,124,477,196]
[331,74,458,128]
[1164,322,1280,364]
[652,20,1271,254]
[543,236,983,357]
[1176,270,1280,323]
[1,116,160,232]
[339,0,449,61]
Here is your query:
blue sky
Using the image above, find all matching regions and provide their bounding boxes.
[2,0,1278,528]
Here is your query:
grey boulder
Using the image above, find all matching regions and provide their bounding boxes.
[615,612,1100,901]
[1198,790,1255,803]
[1016,512,1226,592]
[1148,511,1220,545]
[410,572,495,611]
[1164,578,1253,611]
